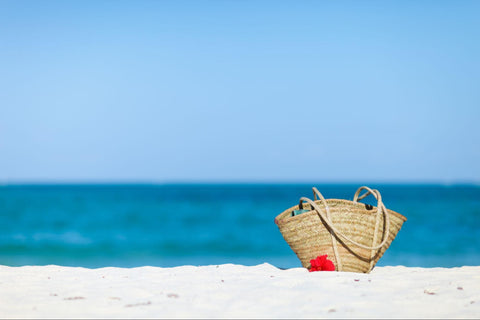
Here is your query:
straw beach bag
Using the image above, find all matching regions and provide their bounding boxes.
[275,186,407,273]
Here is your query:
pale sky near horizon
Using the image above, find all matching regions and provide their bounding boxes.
[1,1,479,183]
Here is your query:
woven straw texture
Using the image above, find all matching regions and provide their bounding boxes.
[275,187,407,273]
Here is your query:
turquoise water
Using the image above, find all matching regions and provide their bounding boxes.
[0,184,479,269]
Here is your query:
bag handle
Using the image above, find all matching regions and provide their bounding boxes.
[354,185,379,203]
[298,186,390,251]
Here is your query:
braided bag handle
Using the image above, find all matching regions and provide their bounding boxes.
[299,186,391,251]
[299,186,390,270]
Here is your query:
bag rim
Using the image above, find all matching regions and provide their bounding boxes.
[274,198,407,226]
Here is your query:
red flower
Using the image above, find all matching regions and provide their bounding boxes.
[309,255,335,272]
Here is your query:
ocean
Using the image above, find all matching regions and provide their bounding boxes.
[0,184,479,269]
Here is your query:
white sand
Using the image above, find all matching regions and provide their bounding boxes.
[0,264,479,319]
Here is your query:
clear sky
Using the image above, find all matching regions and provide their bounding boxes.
[1,0,479,183]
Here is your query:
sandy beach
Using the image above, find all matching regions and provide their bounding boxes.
[0,264,479,319]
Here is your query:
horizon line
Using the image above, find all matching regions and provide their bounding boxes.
[1,179,479,187]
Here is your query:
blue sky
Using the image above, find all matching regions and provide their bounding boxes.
[1,1,479,183]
